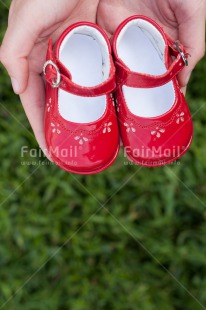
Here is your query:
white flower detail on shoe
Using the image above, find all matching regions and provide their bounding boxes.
[116,103,120,113]
[74,133,88,145]
[110,94,115,107]
[151,127,165,138]
[51,122,61,134]
[103,122,112,134]
[47,98,52,112]
[176,112,185,124]
[124,122,136,133]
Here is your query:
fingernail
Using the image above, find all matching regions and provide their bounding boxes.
[11,77,20,94]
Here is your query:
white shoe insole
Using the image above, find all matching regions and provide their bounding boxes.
[58,34,106,123]
[118,26,175,118]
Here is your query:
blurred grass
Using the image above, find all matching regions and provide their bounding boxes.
[0,1,206,309]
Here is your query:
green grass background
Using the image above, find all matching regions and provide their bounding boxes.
[0,1,206,309]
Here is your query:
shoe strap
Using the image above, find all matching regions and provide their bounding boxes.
[43,39,116,97]
[115,38,189,88]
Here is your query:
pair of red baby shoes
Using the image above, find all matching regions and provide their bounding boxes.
[43,15,193,174]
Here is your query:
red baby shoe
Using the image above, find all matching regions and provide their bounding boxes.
[112,15,193,167]
[43,22,119,174]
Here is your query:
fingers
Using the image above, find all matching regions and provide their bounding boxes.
[0,2,42,94]
[175,1,206,88]
[20,72,50,159]
[181,86,187,96]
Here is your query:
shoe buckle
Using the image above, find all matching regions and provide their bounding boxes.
[174,41,188,66]
[43,60,61,88]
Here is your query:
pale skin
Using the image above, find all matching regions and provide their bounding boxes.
[97,0,206,90]
[0,0,205,155]
[0,0,99,156]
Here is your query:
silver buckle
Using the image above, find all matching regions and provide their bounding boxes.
[174,41,188,66]
[43,60,61,88]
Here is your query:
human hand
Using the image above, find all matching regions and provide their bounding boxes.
[97,0,206,93]
[0,0,99,156]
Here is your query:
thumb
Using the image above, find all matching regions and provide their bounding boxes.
[175,4,205,88]
[0,47,29,94]
[0,6,41,94]
[178,46,205,88]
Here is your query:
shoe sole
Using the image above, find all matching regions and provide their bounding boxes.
[125,135,193,167]
[50,144,120,175]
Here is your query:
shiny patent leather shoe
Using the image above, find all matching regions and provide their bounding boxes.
[112,15,193,167]
[43,22,119,174]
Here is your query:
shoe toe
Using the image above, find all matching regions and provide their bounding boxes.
[123,110,193,166]
[47,125,119,174]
